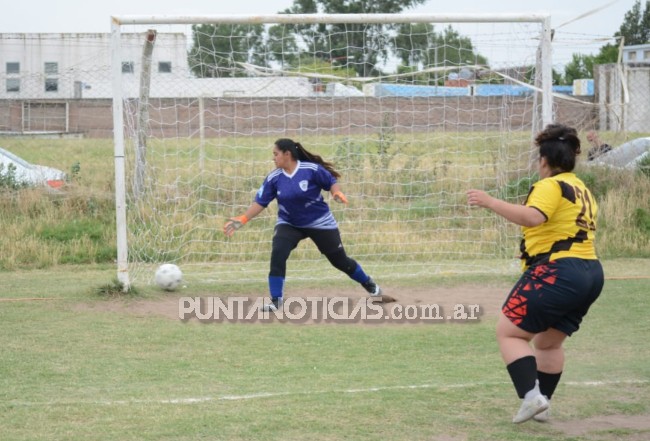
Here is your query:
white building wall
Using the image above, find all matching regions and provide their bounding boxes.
[0,32,316,99]
[622,44,650,64]
[0,33,191,99]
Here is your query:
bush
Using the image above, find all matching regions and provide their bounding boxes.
[0,163,29,190]
[637,153,650,179]
[633,208,650,234]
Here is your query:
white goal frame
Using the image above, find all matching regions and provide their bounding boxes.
[111,13,553,289]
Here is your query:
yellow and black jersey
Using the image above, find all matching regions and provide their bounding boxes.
[520,172,598,269]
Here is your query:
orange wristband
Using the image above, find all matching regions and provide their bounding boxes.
[234,215,249,225]
[333,191,348,204]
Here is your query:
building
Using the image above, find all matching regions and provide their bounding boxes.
[1,32,190,100]
[622,43,650,65]
[0,32,318,100]
[0,32,319,135]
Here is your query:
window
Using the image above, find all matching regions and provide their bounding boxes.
[6,62,20,74]
[44,62,58,75]
[6,78,20,92]
[628,51,637,61]
[158,61,172,73]
[45,78,58,92]
[122,61,134,73]
[644,50,650,61]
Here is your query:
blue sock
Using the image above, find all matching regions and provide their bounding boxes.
[349,264,370,284]
[268,276,285,299]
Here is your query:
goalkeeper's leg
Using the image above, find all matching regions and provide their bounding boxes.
[266,225,305,309]
[308,228,381,296]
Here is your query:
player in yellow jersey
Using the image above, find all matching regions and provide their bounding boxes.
[467,124,604,424]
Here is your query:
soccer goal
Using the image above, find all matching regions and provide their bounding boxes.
[110,13,553,289]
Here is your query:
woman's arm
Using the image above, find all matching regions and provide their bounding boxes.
[330,183,348,204]
[241,202,266,221]
[466,189,546,227]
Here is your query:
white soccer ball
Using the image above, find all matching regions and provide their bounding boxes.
[155,263,183,291]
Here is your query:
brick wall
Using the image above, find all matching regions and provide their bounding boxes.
[0,96,597,139]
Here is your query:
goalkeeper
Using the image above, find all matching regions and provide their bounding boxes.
[224,138,381,311]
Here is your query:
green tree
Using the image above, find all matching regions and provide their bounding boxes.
[394,23,436,67]
[394,24,488,85]
[522,65,564,85]
[593,43,620,64]
[264,24,300,70]
[616,0,650,45]
[278,0,427,77]
[563,53,595,84]
[562,1,649,81]
[188,23,265,78]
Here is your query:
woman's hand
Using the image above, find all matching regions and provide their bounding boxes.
[332,190,348,205]
[224,215,248,237]
[466,189,493,209]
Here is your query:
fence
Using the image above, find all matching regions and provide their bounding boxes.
[596,64,650,133]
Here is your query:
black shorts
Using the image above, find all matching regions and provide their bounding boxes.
[273,223,343,255]
[502,258,604,335]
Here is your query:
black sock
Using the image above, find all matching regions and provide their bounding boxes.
[537,371,562,399]
[506,356,538,399]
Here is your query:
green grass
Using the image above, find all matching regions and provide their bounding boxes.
[1,262,649,441]
[1,134,649,277]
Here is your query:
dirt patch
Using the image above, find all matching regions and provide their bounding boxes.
[551,414,650,437]
[74,283,507,325]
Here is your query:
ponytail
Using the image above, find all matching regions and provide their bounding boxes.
[275,138,341,179]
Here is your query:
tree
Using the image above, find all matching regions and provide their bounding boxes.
[593,43,620,64]
[586,1,650,70]
[188,23,265,78]
[394,24,488,85]
[615,0,650,45]
[264,24,300,70]
[523,66,564,86]
[394,23,436,67]
[563,53,595,84]
[277,0,427,77]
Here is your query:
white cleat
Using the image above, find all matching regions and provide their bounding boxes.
[533,402,550,422]
[260,297,282,312]
[513,394,549,424]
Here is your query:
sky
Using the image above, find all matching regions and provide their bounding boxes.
[0,0,638,68]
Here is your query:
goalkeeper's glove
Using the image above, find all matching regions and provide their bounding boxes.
[224,215,248,237]
[332,191,348,205]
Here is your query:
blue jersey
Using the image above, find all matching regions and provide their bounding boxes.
[255,161,338,229]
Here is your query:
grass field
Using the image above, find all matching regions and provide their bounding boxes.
[1,136,649,282]
[1,259,649,441]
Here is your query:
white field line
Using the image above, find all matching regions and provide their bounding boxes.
[7,379,648,407]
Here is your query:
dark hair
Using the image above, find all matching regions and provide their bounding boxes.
[274,138,341,179]
[534,123,581,173]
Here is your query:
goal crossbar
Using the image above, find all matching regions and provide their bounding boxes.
[112,13,550,26]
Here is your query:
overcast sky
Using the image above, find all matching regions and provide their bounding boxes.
[0,0,637,67]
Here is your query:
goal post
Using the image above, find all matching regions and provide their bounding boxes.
[111,13,553,290]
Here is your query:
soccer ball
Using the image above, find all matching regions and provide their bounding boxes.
[154,263,183,291]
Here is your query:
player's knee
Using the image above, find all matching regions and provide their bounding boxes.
[325,250,355,274]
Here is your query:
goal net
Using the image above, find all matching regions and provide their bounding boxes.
[111,13,553,289]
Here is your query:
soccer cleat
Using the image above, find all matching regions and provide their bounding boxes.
[533,399,550,422]
[512,393,549,424]
[260,297,282,312]
[533,408,550,422]
[362,277,382,296]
